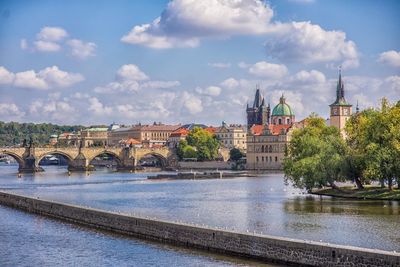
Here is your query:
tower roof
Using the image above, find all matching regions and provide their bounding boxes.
[331,68,351,106]
[252,85,265,108]
[272,94,294,116]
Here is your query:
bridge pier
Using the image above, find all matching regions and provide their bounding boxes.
[19,155,44,173]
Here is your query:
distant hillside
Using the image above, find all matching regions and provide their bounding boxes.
[0,121,84,146]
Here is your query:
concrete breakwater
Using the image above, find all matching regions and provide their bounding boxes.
[148,171,253,180]
[0,191,399,267]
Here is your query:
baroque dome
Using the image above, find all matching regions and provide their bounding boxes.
[272,95,294,116]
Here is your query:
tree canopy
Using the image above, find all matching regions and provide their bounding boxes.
[177,127,220,161]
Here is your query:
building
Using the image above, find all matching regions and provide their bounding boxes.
[57,132,80,147]
[246,89,296,170]
[49,134,58,145]
[329,69,352,137]
[246,85,270,129]
[108,123,181,148]
[167,128,190,148]
[271,95,295,125]
[80,127,108,147]
[215,122,247,151]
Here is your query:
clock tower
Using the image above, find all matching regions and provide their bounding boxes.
[329,69,352,137]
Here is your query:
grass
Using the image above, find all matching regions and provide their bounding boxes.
[312,185,400,201]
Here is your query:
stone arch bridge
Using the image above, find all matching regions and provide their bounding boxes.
[1,145,178,173]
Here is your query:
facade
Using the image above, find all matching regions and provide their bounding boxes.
[108,123,181,148]
[329,69,352,137]
[167,128,189,148]
[246,124,292,170]
[215,122,247,151]
[246,85,270,129]
[80,127,108,147]
[58,132,80,147]
[246,89,296,170]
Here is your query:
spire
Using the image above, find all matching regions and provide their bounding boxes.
[253,84,263,108]
[331,66,350,106]
[356,100,359,113]
[280,93,285,104]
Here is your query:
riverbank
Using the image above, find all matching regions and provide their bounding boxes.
[0,191,398,267]
[148,171,255,180]
[312,186,400,201]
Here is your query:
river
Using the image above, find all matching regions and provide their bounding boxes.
[0,164,399,266]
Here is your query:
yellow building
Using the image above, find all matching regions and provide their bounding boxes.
[215,122,247,151]
[80,127,108,147]
[329,69,352,137]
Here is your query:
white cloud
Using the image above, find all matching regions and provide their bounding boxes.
[67,39,96,59]
[94,64,179,94]
[182,92,203,114]
[238,62,251,69]
[0,103,25,118]
[385,75,400,94]
[0,66,84,90]
[34,40,61,52]
[36,26,68,42]
[88,97,113,115]
[20,39,28,50]
[248,61,288,79]
[195,86,221,96]
[208,62,231,68]
[0,67,15,84]
[121,0,274,49]
[378,50,400,67]
[290,70,326,84]
[220,77,239,89]
[117,64,149,81]
[265,21,358,65]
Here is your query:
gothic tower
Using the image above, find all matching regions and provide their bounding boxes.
[246,85,270,129]
[329,68,352,137]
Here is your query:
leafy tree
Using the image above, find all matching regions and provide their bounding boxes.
[284,116,347,192]
[229,148,244,161]
[177,127,219,161]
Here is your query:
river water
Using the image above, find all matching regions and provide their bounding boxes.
[0,164,399,266]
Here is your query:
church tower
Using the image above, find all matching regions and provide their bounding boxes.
[246,85,270,129]
[329,69,352,137]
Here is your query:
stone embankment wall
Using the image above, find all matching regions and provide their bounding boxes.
[178,161,232,170]
[0,191,399,267]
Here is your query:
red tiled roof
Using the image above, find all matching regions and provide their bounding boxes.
[120,138,141,145]
[250,124,291,136]
[204,127,217,134]
[170,128,189,137]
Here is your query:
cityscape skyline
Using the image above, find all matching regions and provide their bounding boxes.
[0,0,399,126]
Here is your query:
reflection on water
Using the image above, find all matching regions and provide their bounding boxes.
[1,164,399,253]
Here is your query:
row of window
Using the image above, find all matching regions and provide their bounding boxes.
[256,156,278,162]
[223,140,246,144]
[217,133,246,138]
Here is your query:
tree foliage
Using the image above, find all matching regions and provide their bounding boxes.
[0,121,83,147]
[229,148,244,161]
[177,127,220,161]
[284,116,347,191]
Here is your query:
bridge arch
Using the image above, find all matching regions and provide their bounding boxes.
[87,150,123,167]
[137,152,167,167]
[1,151,24,167]
[36,151,75,166]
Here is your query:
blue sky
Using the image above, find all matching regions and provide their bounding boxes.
[0,0,399,126]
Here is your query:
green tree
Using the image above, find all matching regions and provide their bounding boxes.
[177,127,220,161]
[229,148,244,161]
[284,116,347,192]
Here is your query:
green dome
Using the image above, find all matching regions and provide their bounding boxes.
[272,95,294,116]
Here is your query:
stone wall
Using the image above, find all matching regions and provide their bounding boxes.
[178,161,232,170]
[0,191,398,267]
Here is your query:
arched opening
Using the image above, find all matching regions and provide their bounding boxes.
[0,152,24,171]
[88,152,122,170]
[37,152,74,170]
[278,118,282,125]
[138,153,166,169]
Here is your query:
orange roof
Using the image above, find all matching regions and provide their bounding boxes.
[121,138,141,145]
[250,124,291,136]
[204,127,217,134]
[170,128,190,137]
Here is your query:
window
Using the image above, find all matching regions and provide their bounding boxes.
[287,118,290,124]
[262,156,264,162]
[275,156,278,162]
[269,145,272,153]
[256,156,259,162]
[278,118,282,125]
[261,145,264,153]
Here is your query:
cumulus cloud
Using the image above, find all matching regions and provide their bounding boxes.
[378,50,400,67]
[0,66,84,90]
[182,92,203,114]
[94,64,179,94]
[67,39,96,59]
[208,62,231,68]
[36,27,68,42]
[22,26,96,60]
[121,0,274,49]
[195,86,222,96]
[88,97,113,115]
[220,77,239,89]
[0,103,25,118]
[265,21,358,66]
[248,61,288,79]
[290,70,326,84]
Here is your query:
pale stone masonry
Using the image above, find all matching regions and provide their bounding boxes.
[0,191,398,267]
